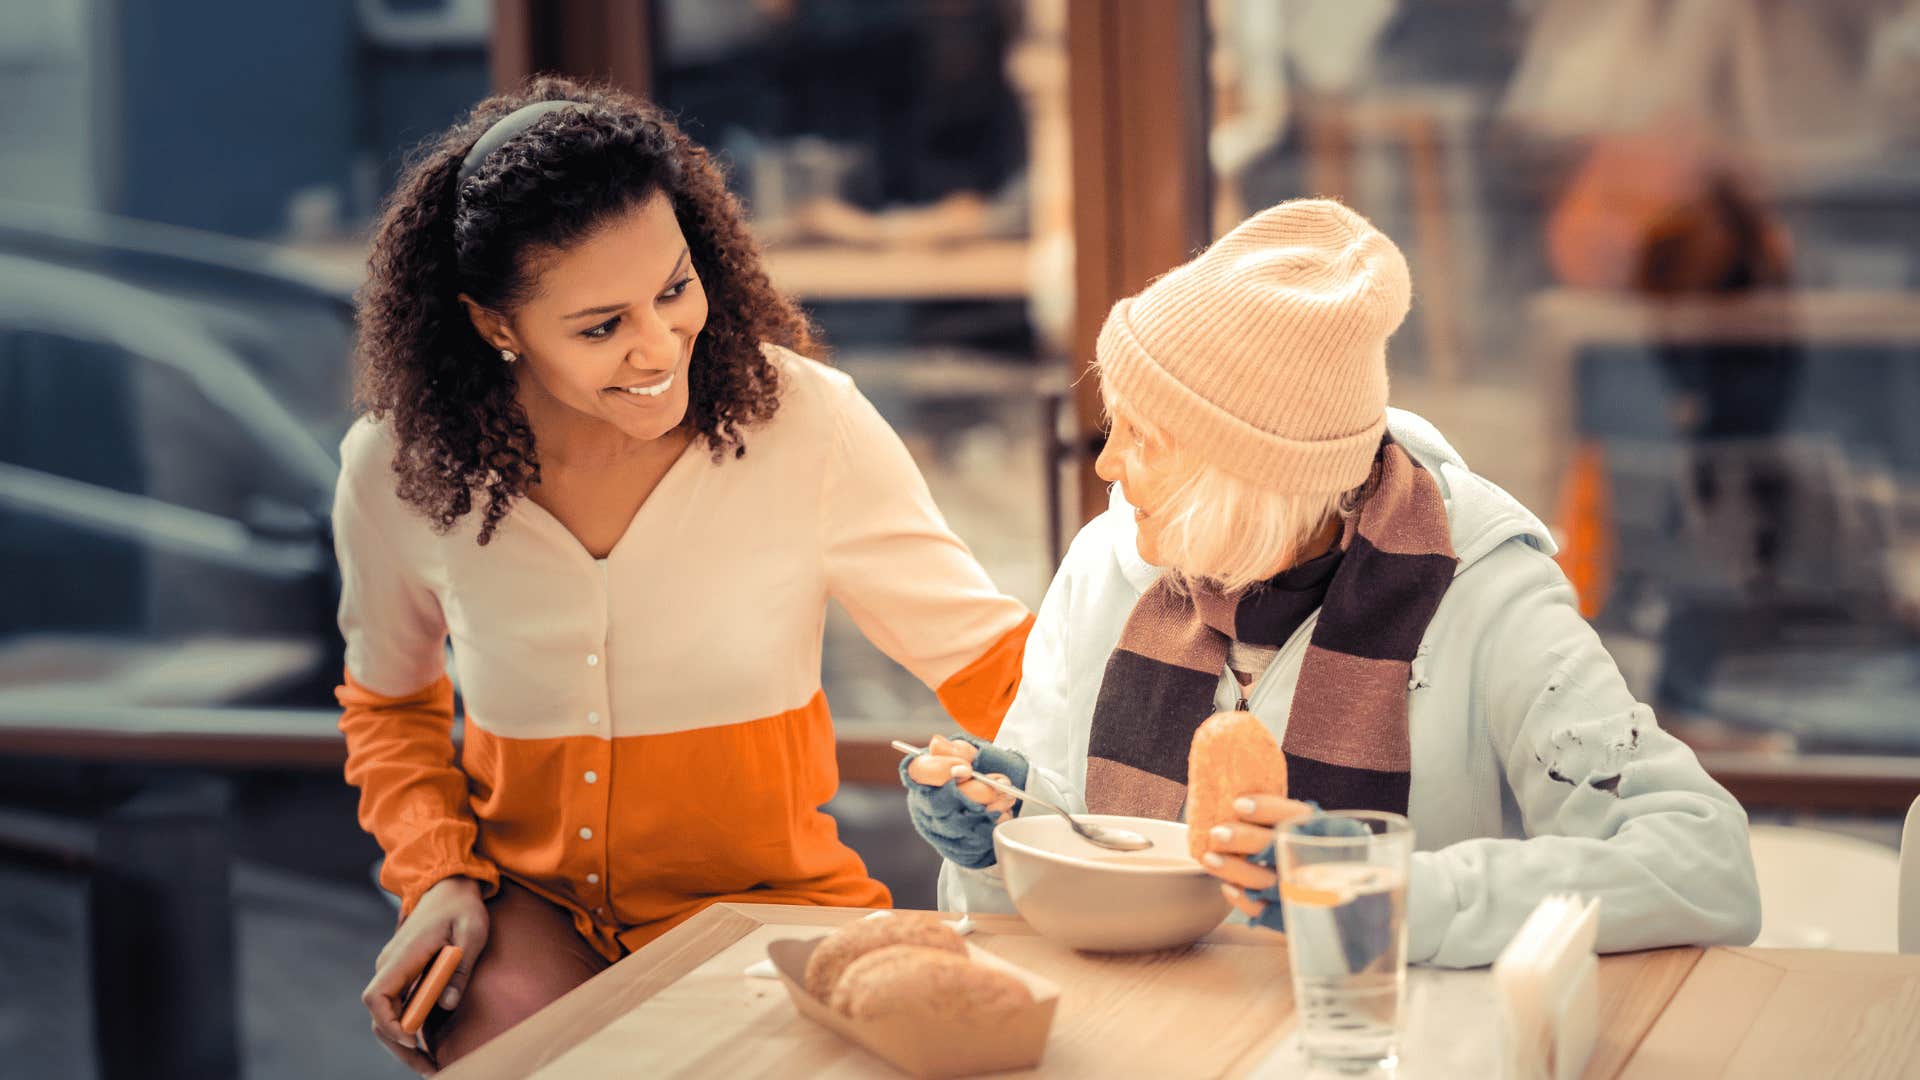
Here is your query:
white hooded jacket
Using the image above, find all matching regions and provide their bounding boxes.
[938,410,1762,967]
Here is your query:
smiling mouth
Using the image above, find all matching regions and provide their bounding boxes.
[610,372,674,398]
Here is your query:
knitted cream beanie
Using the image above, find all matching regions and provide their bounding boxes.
[1096,198,1412,494]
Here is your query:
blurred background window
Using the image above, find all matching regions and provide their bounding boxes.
[0,0,476,752]
[0,4,494,1075]
[1207,0,1920,790]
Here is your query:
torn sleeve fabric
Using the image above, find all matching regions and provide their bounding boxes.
[1404,547,1761,968]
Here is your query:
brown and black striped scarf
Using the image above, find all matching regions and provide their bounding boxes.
[1086,436,1456,819]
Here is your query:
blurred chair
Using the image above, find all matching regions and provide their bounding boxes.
[1748,823,1901,952]
[1901,795,1920,954]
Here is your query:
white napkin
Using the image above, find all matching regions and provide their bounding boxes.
[947,890,976,937]
[1494,894,1601,1080]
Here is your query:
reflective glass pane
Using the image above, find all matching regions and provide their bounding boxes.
[1208,0,1920,756]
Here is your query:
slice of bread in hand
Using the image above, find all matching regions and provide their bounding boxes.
[1186,710,1289,861]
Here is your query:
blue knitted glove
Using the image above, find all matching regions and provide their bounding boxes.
[955,734,1030,793]
[900,735,1030,870]
[1240,804,1372,934]
[1243,833,1287,932]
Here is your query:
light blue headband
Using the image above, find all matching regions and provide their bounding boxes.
[457,100,581,186]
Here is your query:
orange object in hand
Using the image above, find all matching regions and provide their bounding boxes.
[399,945,464,1036]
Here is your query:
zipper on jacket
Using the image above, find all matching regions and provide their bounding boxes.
[1231,611,1319,717]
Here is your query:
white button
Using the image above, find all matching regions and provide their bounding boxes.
[587,712,601,726]
[584,770,598,784]
[586,653,599,667]
[594,906,606,916]
[579,827,593,840]
[587,873,600,885]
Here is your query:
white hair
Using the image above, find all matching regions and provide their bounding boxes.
[1100,383,1362,594]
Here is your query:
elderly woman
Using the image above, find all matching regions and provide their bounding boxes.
[902,199,1760,967]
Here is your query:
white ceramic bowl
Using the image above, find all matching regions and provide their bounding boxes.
[993,814,1230,953]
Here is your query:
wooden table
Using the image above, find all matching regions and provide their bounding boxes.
[442,905,1920,1079]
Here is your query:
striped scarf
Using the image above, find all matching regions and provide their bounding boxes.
[1085,436,1456,819]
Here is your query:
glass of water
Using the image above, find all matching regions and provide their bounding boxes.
[1276,810,1413,1073]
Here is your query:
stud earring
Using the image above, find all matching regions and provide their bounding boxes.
[500,349,518,364]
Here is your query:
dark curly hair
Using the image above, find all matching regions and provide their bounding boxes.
[355,76,815,544]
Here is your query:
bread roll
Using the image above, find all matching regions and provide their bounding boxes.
[1186,710,1289,861]
[829,945,1033,1023]
[802,913,967,1000]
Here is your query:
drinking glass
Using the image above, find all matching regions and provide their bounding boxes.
[1277,810,1414,1073]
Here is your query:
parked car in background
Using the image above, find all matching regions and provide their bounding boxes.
[0,205,355,796]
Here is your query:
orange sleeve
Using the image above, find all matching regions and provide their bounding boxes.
[337,670,499,916]
[934,613,1036,740]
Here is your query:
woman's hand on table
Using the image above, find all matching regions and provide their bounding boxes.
[1202,794,1315,930]
[363,875,490,1074]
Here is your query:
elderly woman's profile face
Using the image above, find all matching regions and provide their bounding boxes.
[1094,407,1180,566]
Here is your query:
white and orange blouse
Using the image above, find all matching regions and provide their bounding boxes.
[333,346,1033,959]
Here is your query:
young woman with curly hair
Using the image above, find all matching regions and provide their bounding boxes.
[337,77,1033,1071]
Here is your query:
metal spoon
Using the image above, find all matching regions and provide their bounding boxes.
[892,740,1154,852]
